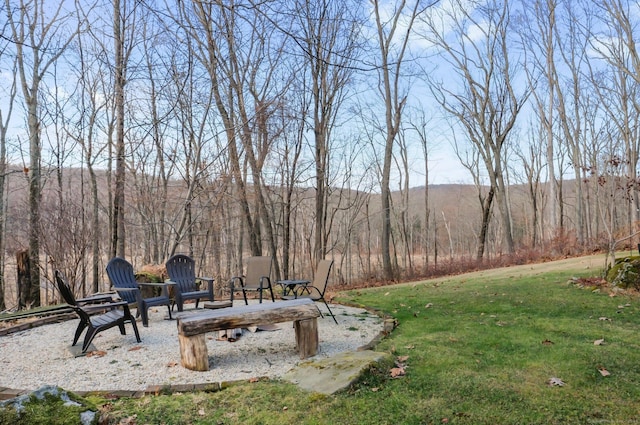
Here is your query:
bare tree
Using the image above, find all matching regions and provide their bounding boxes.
[0,13,18,309]
[514,119,546,247]
[112,0,142,258]
[590,0,640,250]
[372,0,431,280]
[68,22,110,291]
[519,0,562,242]
[5,0,78,308]
[285,0,363,267]
[423,0,528,258]
[409,111,432,271]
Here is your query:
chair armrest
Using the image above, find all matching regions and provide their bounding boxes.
[196,276,214,285]
[228,276,244,290]
[259,275,271,289]
[138,282,171,287]
[112,286,143,303]
[81,300,129,314]
[76,293,115,305]
[114,287,139,291]
[195,276,214,292]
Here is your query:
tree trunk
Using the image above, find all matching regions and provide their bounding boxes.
[113,0,127,258]
[17,250,31,310]
[477,188,495,261]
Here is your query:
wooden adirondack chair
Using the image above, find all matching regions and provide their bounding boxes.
[55,270,141,353]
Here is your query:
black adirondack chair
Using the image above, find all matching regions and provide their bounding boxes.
[55,270,141,353]
[106,257,172,327]
[165,254,215,312]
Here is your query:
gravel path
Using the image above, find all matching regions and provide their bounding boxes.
[0,302,383,392]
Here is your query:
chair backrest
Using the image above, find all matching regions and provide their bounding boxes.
[106,257,138,304]
[165,254,197,293]
[55,270,78,306]
[243,256,273,289]
[311,259,334,295]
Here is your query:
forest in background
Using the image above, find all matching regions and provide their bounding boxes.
[1,0,640,310]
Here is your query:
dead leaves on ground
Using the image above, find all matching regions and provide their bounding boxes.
[541,335,612,387]
[390,355,409,378]
[547,377,565,387]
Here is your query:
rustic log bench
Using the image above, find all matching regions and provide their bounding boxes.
[176,298,322,371]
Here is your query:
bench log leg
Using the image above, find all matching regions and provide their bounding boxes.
[178,334,209,371]
[294,318,318,359]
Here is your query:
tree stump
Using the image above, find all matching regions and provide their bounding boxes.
[178,334,209,371]
[294,318,318,359]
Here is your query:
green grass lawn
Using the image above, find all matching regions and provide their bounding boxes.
[3,256,640,424]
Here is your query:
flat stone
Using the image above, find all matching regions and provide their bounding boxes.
[67,344,97,358]
[282,350,391,395]
[203,301,233,309]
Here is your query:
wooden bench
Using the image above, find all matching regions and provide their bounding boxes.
[176,298,321,371]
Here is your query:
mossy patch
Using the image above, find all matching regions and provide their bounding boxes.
[605,256,640,289]
[0,386,98,425]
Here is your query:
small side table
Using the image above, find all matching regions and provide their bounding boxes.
[277,279,311,298]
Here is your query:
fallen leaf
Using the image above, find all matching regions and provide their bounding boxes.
[598,367,611,377]
[87,350,107,358]
[166,361,178,367]
[118,415,137,425]
[384,292,390,296]
[542,339,554,346]
[547,377,565,386]
[371,387,379,392]
[249,377,260,383]
[425,303,433,308]
[594,339,605,346]
[198,408,206,416]
[390,367,405,378]
[283,406,288,411]
[397,355,409,362]
[128,346,143,351]
[404,344,415,350]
